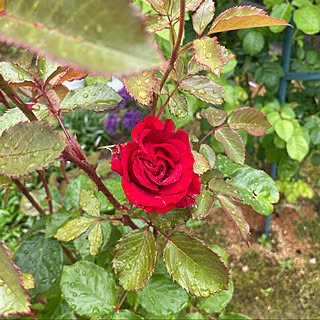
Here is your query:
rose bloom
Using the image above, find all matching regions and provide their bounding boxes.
[111,115,201,213]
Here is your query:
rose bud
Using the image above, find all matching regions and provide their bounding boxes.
[111,115,201,213]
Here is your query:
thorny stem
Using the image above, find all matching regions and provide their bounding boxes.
[115,291,128,312]
[38,170,53,215]
[196,123,230,150]
[166,12,176,48]
[152,0,186,115]
[12,179,46,216]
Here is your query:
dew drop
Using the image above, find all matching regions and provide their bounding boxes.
[171,299,175,303]
[132,246,137,252]
[93,307,100,314]
[150,297,156,305]
[95,204,99,209]
[75,268,80,273]
[122,259,127,263]
[52,142,60,151]
[142,72,148,77]
[89,271,94,277]
[71,304,76,310]
[82,202,87,207]
[90,241,94,246]
[32,151,38,158]
[178,261,182,266]
[12,142,19,150]
[40,127,44,132]
[136,79,142,86]
[138,89,147,99]
[82,223,88,227]
[0,279,4,286]
[96,237,101,241]
[73,292,77,297]
[70,282,76,288]
[144,79,150,84]
[89,210,93,215]
[83,93,89,98]
[191,284,197,291]
[6,288,12,295]
[197,89,206,95]
[200,288,211,298]
[208,6,214,12]
[76,277,80,282]
[18,73,24,81]
[115,262,121,268]
[205,52,212,59]
[125,264,131,270]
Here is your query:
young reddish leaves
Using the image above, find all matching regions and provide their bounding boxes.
[192,0,215,36]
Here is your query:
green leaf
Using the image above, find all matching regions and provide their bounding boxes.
[216,194,249,244]
[54,216,96,242]
[228,107,271,136]
[144,14,169,33]
[108,309,144,320]
[199,144,216,168]
[0,242,30,317]
[214,127,245,165]
[0,61,34,85]
[193,37,223,77]
[164,233,229,297]
[209,5,289,34]
[192,187,215,220]
[192,150,211,175]
[168,95,188,118]
[197,278,234,313]
[152,208,191,230]
[287,131,309,162]
[62,175,93,210]
[184,312,208,320]
[0,121,65,178]
[136,272,189,315]
[37,56,59,84]
[60,261,117,317]
[46,208,74,238]
[274,119,294,142]
[218,313,251,320]
[88,222,104,256]
[14,234,63,296]
[270,3,293,33]
[0,105,50,136]
[278,155,299,180]
[113,229,156,291]
[188,57,209,75]
[209,178,241,199]
[124,71,157,106]
[172,0,203,19]
[192,0,215,35]
[243,30,264,56]
[102,178,127,206]
[146,0,171,15]
[294,5,320,34]
[200,107,227,127]
[79,189,100,217]
[215,155,279,215]
[60,83,122,112]
[180,75,224,105]
[0,0,163,75]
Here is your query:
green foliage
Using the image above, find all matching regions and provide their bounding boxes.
[276,179,314,203]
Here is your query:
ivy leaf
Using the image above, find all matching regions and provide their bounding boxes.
[0,121,66,178]
[199,144,216,168]
[180,75,224,105]
[144,14,169,33]
[152,208,191,230]
[37,56,59,84]
[146,0,171,15]
[200,107,227,127]
[274,119,294,142]
[164,233,229,297]
[79,189,100,217]
[0,61,34,86]
[192,150,211,175]
[113,229,156,291]
[60,261,117,317]
[0,0,163,75]
[60,83,122,112]
[0,105,50,136]
[0,242,31,317]
[209,178,241,199]
[209,5,290,34]
[287,131,309,162]
[192,187,215,220]
[216,194,250,245]
[172,0,203,19]
[192,0,215,35]
[228,107,271,136]
[54,216,96,242]
[193,37,223,77]
[214,127,245,165]
[88,222,104,257]
[124,71,157,106]
[168,95,188,118]
[14,234,63,296]
[136,272,189,315]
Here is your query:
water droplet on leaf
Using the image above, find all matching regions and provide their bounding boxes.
[138,89,147,99]
[18,73,24,81]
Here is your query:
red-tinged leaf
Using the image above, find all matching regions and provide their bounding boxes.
[124,71,157,106]
[187,57,209,75]
[144,14,169,33]
[209,6,290,34]
[54,68,87,85]
[0,62,34,87]
[193,37,223,77]
[209,178,241,199]
[200,107,227,127]
[37,56,59,84]
[0,242,31,317]
[0,0,163,76]
[228,107,271,136]
[192,0,215,35]
[192,150,211,175]
[199,144,216,168]
[169,58,184,81]
[0,0,4,13]
[172,0,204,19]
[216,194,250,245]
[192,187,215,219]
[214,127,245,165]
[220,43,235,66]
[46,85,69,111]
[180,75,224,105]
[168,94,188,118]
[146,0,171,15]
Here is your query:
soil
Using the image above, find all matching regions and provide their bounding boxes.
[185,201,320,319]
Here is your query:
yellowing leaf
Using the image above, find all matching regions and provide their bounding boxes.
[192,0,215,35]
[88,222,104,256]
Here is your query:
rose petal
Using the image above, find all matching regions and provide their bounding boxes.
[164,118,175,133]
[175,195,195,208]
[154,143,181,163]
[158,164,182,185]
[133,161,159,191]
[139,202,176,213]
[110,145,123,175]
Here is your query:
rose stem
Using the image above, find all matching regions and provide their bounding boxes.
[115,291,128,312]
[0,90,12,109]
[61,245,77,264]
[196,123,230,150]
[60,161,69,184]
[12,179,46,216]
[152,0,186,114]
[37,170,53,215]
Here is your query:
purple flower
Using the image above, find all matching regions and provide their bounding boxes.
[122,109,143,129]
[105,113,119,136]
[118,87,131,109]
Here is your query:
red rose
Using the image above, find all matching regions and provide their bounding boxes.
[111,115,201,213]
